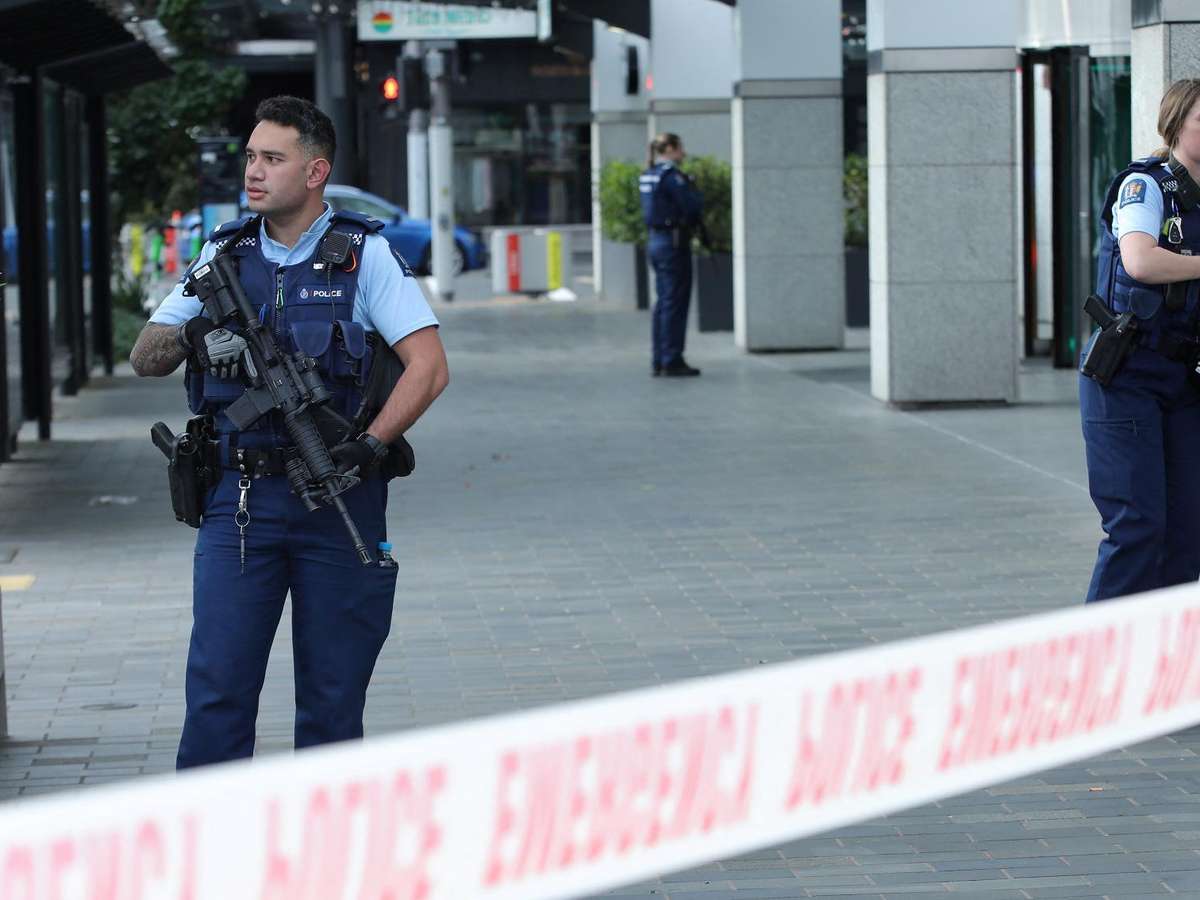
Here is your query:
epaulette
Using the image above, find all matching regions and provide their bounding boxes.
[208,215,259,252]
[330,209,387,234]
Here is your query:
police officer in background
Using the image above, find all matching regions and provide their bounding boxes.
[1080,79,1200,602]
[129,96,449,767]
[640,133,704,377]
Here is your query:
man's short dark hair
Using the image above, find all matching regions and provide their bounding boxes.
[254,96,336,166]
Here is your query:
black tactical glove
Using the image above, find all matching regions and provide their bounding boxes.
[330,433,388,476]
[177,316,249,379]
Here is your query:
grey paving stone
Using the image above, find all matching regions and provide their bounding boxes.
[1,274,1199,898]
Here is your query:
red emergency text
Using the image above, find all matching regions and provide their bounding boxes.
[785,667,922,809]
[938,624,1132,771]
[0,814,197,900]
[259,766,445,900]
[482,703,759,887]
[1143,607,1200,715]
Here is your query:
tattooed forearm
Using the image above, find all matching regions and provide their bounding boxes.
[129,323,188,376]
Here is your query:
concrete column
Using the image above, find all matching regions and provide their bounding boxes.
[868,0,1019,404]
[591,20,649,303]
[732,0,843,351]
[1132,0,1200,157]
[647,0,735,160]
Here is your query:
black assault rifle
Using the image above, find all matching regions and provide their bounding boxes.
[186,251,374,565]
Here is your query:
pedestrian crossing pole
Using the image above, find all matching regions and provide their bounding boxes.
[406,108,430,221]
[403,41,429,221]
[427,48,455,302]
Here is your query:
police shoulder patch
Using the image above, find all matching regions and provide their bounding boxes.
[1120,177,1149,208]
[391,248,416,278]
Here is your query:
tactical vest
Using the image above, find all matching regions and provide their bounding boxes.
[185,211,382,449]
[1097,157,1200,346]
[639,162,679,228]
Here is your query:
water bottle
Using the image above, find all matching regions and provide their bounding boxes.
[377,541,398,569]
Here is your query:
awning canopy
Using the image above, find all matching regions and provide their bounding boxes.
[0,0,171,92]
[44,40,172,95]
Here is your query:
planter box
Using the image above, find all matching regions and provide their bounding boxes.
[599,238,637,307]
[696,252,734,332]
[845,245,869,328]
[635,245,649,311]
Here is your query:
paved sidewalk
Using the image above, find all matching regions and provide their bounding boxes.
[2,270,1199,898]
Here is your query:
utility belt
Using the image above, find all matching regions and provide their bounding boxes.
[649,223,690,248]
[1139,328,1200,363]
[150,417,415,529]
[212,436,412,480]
[1081,293,1200,387]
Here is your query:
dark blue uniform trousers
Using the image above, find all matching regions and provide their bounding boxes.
[649,233,693,369]
[177,469,398,769]
[1081,343,1200,602]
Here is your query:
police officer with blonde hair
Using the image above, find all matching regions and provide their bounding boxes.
[640,132,704,376]
[1080,79,1200,601]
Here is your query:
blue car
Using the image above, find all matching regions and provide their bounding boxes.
[1,224,14,282]
[1,224,93,284]
[2,189,93,283]
[322,184,487,276]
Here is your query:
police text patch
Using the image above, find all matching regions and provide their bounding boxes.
[298,286,345,300]
[1120,178,1149,208]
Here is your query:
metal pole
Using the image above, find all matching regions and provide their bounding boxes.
[427,49,455,301]
[61,95,86,395]
[88,95,113,376]
[13,73,52,440]
[314,12,357,186]
[407,108,429,220]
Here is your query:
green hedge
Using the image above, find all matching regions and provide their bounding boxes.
[110,270,149,362]
[600,154,868,251]
[681,156,732,255]
[113,308,148,363]
[598,155,733,254]
[598,159,646,246]
[844,153,868,247]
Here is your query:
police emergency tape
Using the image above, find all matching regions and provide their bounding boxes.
[5,583,1200,899]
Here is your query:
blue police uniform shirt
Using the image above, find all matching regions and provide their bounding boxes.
[149,202,438,347]
[640,161,703,227]
[1111,166,1168,241]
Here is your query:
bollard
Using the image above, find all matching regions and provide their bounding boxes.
[490,228,571,294]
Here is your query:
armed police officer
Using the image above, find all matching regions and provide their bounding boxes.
[1080,79,1200,603]
[130,96,449,767]
[640,133,704,377]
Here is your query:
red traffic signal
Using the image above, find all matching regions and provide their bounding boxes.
[381,75,400,102]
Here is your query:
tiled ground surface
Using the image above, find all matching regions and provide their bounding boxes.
[1,268,1197,898]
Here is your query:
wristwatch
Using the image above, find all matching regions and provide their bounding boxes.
[358,432,388,461]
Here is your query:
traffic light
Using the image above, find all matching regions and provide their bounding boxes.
[380,74,400,102]
[402,56,429,108]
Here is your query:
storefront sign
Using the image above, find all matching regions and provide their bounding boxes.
[357,2,539,40]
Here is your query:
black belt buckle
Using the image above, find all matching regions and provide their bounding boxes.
[225,444,287,477]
